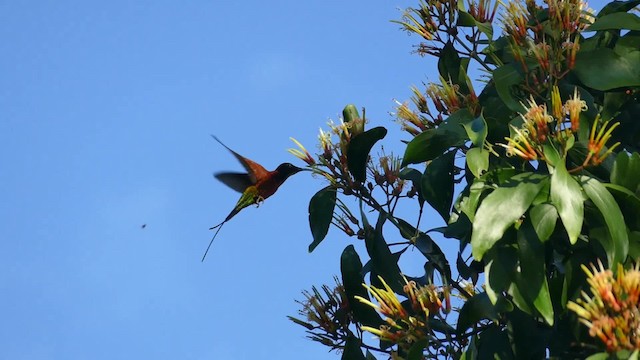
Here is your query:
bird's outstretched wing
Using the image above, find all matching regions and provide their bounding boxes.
[211,135,270,183]
[214,172,253,193]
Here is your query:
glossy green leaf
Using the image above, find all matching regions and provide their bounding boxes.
[476,324,515,360]
[463,113,488,147]
[340,245,383,328]
[585,353,611,360]
[458,180,487,222]
[550,161,584,244]
[363,212,404,293]
[308,186,337,252]
[399,167,424,205]
[466,148,489,178]
[582,176,629,267]
[597,0,640,16]
[438,41,462,85]
[422,151,456,222]
[394,219,452,282]
[586,12,640,31]
[402,109,472,166]
[516,220,554,325]
[407,339,429,360]
[530,203,558,242]
[347,127,387,183]
[471,173,546,260]
[605,184,640,231]
[342,334,366,360]
[573,49,640,90]
[457,292,498,334]
[484,246,518,304]
[493,63,526,112]
[611,151,640,193]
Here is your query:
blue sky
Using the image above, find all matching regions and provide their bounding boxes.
[0,1,609,359]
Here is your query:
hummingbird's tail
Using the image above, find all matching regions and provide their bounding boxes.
[202,221,225,262]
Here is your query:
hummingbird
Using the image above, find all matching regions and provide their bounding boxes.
[202,135,304,261]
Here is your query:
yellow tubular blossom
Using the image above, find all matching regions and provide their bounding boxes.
[568,261,640,352]
[587,115,621,165]
[288,137,316,166]
[565,87,587,131]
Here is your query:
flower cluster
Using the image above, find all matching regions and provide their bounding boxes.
[503,0,595,90]
[395,76,479,137]
[355,276,450,351]
[500,87,619,169]
[288,278,353,350]
[567,261,640,352]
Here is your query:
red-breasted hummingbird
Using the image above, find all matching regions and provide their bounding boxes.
[202,136,304,261]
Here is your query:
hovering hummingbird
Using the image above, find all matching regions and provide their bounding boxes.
[202,136,304,261]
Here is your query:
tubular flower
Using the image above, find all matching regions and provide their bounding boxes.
[500,0,529,43]
[397,0,437,41]
[288,137,316,166]
[500,125,539,160]
[288,278,353,350]
[521,96,553,142]
[318,128,333,160]
[562,36,580,69]
[564,87,587,131]
[355,276,447,349]
[587,115,620,166]
[356,277,408,320]
[394,99,425,135]
[468,0,499,22]
[426,77,463,115]
[567,261,640,352]
[551,85,564,121]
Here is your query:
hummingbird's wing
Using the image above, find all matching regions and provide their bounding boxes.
[212,135,270,183]
[214,172,253,193]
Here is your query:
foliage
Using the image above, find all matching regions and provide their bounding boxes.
[286,0,640,358]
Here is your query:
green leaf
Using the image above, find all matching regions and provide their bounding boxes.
[493,63,526,112]
[573,49,640,90]
[597,0,640,16]
[605,184,640,231]
[582,176,629,267]
[422,151,456,221]
[484,246,518,304]
[471,173,547,260]
[394,219,452,282]
[458,179,487,222]
[438,41,462,85]
[407,339,429,360]
[347,127,387,183]
[340,245,383,328]
[611,151,640,193]
[463,113,488,147]
[363,212,404,293]
[399,167,424,205]
[308,186,337,252]
[585,353,611,360]
[457,292,498,334]
[550,161,584,244]
[530,203,558,242]
[515,219,554,325]
[402,109,473,166]
[466,148,489,178]
[586,12,640,31]
[365,350,377,360]
[342,335,366,360]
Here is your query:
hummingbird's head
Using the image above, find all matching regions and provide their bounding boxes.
[276,162,304,178]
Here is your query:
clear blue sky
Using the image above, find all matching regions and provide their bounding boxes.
[0,1,608,359]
